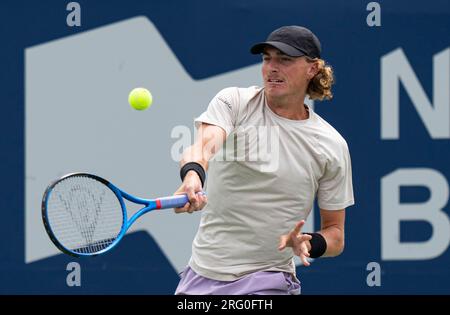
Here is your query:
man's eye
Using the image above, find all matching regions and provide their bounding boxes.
[282,57,292,62]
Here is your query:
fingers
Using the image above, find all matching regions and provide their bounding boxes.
[279,220,309,251]
[290,233,312,254]
[174,191,207,214]
[174,201,191,214]
[290,231,311,245]
[297,237,312,266]
[278,234,290,250]
[297,233,312,243]
[198,194,207,210]
[173,169,205,214]
[300,253,311,267]
[278,223,313,267]
[186,187,198,213]
[186,191,208,213]
[300,242,311,266]
[293,220,306,235]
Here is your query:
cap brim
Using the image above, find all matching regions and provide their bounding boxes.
[250,41,306,57]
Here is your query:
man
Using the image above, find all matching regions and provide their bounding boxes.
[173,25,354,295]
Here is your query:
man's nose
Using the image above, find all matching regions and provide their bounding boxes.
[266,60,279,72]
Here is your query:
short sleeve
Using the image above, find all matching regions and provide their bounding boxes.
[194,87,240,137]
[317,139,355,210]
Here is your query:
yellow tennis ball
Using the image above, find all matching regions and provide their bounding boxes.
[128,87,153,110]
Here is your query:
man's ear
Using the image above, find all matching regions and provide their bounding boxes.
[308,61,320,79]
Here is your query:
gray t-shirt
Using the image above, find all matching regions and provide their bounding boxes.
[189,86,355,281]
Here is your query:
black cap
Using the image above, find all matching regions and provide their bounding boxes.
[250,25,321,59]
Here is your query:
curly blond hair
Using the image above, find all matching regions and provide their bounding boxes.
[306,58,335,101]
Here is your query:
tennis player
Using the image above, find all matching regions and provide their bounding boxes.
[173,25,354,295]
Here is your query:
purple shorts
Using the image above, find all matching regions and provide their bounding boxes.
[175,266,301,295]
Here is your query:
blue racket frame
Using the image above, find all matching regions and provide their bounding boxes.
[42,172,203,257]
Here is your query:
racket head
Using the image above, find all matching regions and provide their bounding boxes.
[42,173,127,257]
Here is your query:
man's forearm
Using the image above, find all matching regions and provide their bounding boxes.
[180,142,209,171]
[180,124,225,171]
[317,225,345,257]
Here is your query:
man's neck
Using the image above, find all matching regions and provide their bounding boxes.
[266,93,309,120]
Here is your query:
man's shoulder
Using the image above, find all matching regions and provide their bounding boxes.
[313,111,349,150]
[217,86,263,99]
[213,86,263,115]
[237,85,263,94]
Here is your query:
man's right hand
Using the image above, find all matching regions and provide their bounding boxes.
[173,171,207,214]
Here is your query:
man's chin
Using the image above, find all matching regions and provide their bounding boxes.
[265,88,286,99]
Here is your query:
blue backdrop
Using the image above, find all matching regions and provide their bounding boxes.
[1,0,449,294]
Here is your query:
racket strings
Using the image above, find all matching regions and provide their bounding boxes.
[57,185,101,246]
[46,176,124,254]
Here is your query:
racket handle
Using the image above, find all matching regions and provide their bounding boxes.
[158,192,205,209]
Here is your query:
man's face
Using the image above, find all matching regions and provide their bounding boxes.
[261,46,313,101]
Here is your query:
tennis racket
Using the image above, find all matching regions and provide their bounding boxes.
[42,172,203,257]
